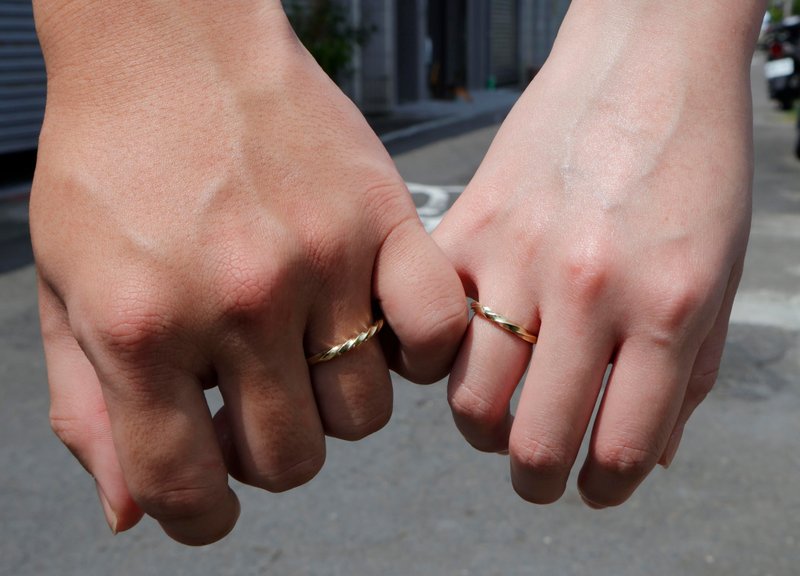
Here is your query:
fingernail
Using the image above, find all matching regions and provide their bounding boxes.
[580,493,607,510]
[231,488,241,523]
[661,429,683,469]
[95,480,118,535]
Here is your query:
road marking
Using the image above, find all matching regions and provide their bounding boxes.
[409,183,463,232]
[731,291,800,332]
[751,214,800,240]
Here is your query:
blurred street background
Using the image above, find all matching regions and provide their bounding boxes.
[2,1,800,575]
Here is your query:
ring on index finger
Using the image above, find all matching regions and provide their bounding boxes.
[470,301,538,345]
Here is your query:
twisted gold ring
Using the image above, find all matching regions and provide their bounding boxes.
[470,301,538,344]
[306,319,385,366]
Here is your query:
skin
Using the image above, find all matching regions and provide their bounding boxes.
[435,0,767,507]
[30,0,767,547]
[30,0,467,546]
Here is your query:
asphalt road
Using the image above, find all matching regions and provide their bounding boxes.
[1,58,799,576]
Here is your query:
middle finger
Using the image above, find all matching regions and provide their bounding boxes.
[509,303,615,504]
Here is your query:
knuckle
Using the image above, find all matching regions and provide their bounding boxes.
[562,245,613,304]
[362,179,415,229]
[449,384,508,432]
[363,180,427,248]
[259,450,326,493]
[90,291,174,358]
[417,292,469,345]
[49,409,100,460]
[219,273,274,320]
[325,387,393,442]
[593,440,659,480]
[291,198,364,276]
[687,367,720,402]
[510,434,573,478]
[301,228,341,276]
[141,484,223,523]
[651,275,710,335]
[213,253,291,324]
[398,292,468,367]
[328,407,392,442]
[49,412,79,447]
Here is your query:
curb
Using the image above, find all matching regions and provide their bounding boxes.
[380,106,515,156]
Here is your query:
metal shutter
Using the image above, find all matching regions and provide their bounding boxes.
[490,0,519,86]
[0,0,46,155]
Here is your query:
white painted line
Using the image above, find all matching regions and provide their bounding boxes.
[750,214,800,240]
[408,183,464,233]
[731,291,800,331]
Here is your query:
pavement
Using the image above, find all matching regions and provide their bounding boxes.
[369,88,521,155]
[1,57,799,576]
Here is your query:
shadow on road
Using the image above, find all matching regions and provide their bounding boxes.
[1,191,34,275]
[0,222,34,274]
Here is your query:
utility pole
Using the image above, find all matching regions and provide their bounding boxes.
[784,0,794,18]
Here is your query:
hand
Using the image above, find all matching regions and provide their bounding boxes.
[31,2,466,545]
[434,0,762,507]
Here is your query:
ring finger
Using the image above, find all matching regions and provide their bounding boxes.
[509,303,615,504]
[306,275,393,441]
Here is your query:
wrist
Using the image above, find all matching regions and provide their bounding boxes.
[33,0,294,104]
[549,0,766,76]
[526,0,766,130]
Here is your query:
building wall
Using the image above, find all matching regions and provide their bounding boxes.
[489,0,520,85]
[0,0,47,156]
[519,0,536,83]
[281,0,572,112]
[529,0,571,71]
[0,0,573,161]
[359,0,396,113]
[465,0,490,92]
[286,0,571,112]
[395,0,427,103]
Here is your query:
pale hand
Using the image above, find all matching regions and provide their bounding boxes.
[434,0,760,507]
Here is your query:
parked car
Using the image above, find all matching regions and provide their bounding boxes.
[764,16,800,111]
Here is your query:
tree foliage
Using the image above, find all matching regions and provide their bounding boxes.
[285,0,374,82]
[768,0,800,22]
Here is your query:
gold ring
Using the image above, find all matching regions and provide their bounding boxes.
[306,319,385,366]
[470,301,538,344]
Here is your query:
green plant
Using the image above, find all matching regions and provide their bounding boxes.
[769,0,800,22]
[285,0,374,82]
